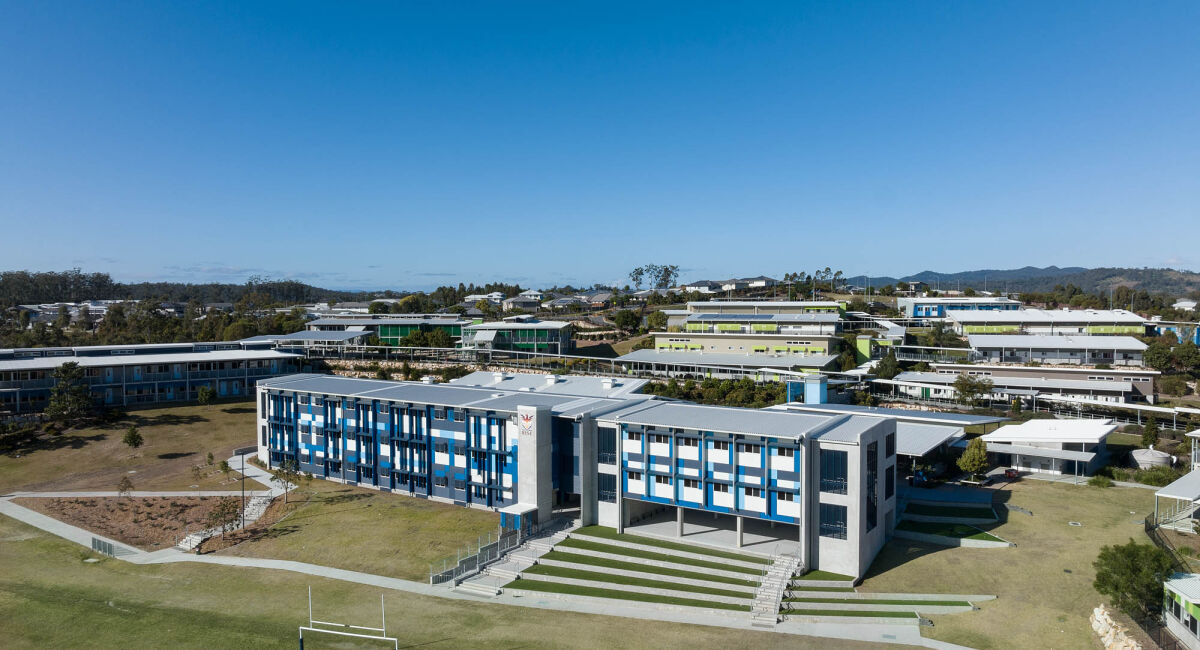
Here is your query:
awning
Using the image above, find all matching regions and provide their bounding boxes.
[1157,470,1200,501]
[984,443,1096,463]
[472,330,497,343]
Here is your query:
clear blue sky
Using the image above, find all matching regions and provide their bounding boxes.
[2,2,1197,290]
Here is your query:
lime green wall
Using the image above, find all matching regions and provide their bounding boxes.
[1087,325,1145,334]
[963,324,1021,334]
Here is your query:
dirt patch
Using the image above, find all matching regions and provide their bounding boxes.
[12,496,226,550]
[196,494,304,554]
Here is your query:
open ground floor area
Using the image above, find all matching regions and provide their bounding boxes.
[624,506,801,557]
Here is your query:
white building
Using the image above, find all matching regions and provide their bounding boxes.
[979,419,1115,476]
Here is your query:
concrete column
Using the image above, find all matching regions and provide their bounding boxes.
[616,496,625,534]
[736,515,744,548]
[676,507,684,538]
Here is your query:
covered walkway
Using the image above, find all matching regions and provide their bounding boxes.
[624,507,801,556]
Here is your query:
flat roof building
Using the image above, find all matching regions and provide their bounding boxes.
[946,308,1147,336]
[967,334,1148,367]
[878,371,1139,405]
[257,372,899,577]
[1163,573,1200,649]
[896,296,1022,318]
[980,419,1115,476]
[930,362,1159,402]
[461,318,573,354]
[307,316,472,346]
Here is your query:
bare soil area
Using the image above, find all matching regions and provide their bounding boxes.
[12,496,225,549]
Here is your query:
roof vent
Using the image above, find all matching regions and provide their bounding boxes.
[493,371,507,381]
[545,375,559,385]
[601,377,615,390]
[420,376,435,384]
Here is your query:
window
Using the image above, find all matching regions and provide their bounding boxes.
[452,409,465,422]
[627,432,643,442]
[299,395,309,405]
[712,483,730,493]
[744,487,762,498]
[712,440,730,451]
[739,443,759,454]
[654,475,671,485]
[682,479,700,489]
[678,437,699,447]
[777,447,794,457]
[866,442,878,532]
[434,409,446,420]
[650,434,670,445]
[777,491,794,502]
[453,479,465,490]
[315,396,325,406]
[885,466,895,499]
[819,503,848,539]
[627,471,642,481]
[434,476,448,487]
[885,433,895,458]
[434,442,448,454]
[598,474,617,502]
[820,449,849,494]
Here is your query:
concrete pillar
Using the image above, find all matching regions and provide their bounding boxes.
[736,515,744,548]
[676,507,684,538]
[616,496,625,534]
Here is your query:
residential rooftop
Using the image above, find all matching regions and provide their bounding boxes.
[967,334,1149,351]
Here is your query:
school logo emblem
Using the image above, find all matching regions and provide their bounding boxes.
[519,413,534,436]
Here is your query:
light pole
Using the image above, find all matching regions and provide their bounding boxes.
[241,452,246,528]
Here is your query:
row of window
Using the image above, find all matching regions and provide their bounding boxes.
[627,433,795,456]
[628,472,793,500]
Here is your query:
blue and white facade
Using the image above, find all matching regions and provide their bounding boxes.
[897,296,1022,318]
[258,372,899,576]
[0,341,302,414]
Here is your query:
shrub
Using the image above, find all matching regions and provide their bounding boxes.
[1088,475,1114,488]
[1159,375,1189,397]
[1132,465,1182,487]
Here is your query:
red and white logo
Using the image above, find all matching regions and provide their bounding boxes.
[519,413,534,436]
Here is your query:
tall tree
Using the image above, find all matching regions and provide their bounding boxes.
[45,362,93,425]
[956,437,989,480]
[271,459,302,504]
[122,426,144,449]
[1093,539,1174,620]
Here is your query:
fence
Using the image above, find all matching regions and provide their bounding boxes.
[91,537,115,557]
[427,516,574,585]
[878,394,1192,432]
[1144,515,1190,573]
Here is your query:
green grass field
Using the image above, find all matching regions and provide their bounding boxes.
[0,515,894,649]
[903,503,996,519]
[555,538,763,574]
[783,608,918,619]
[539,550,760,587]
[0,402,257,493]
[861,480,1157,649]
[505,578,752,612]
[795,569,855,581]
[895,520,1004,542]
[521,564,755,599]
[572,525,770,563]
[217,480,500,581]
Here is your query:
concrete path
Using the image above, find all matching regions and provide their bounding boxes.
[1021,473,1157,490]
[4,490,271,499]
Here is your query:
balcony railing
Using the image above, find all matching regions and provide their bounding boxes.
[819,477,848,494]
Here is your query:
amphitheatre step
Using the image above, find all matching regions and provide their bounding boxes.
[572,526,771,563]
[567,532,768,570]
[538,551,760,588]
[524,563,755,600]
[550,542,764,580]
[782,600,974,615]
[535,557,758,593]
[781,609,922,624]
[517,572,752,606]
[504,579,752,613]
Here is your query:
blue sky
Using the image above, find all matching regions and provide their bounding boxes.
[2,2,1197,290]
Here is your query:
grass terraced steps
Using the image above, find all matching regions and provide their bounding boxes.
[784,609,919,619]
[539,551,760,587]
[903,503,995,519]
[505,579,752,612]
[784,597,972,607]
[522,564,755,600]
[555,538,763,574]
[794,570,855,581]
[572,526,770,564]
[895,520,1004,542]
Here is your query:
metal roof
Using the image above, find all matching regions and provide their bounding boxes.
[241,330,367,343]
[892,371,1134,393]
[967,334,1148,351]
[685,313,840,323]
[616,349,839,370]
[449,371,650,398]
[0,349,300,372]
[1161,471,1200,501]
[982,419,1116,444]
[598,400,880,441]
[983,442,1097,463]
[1165,573,1200,603]
[307,317,467,327]
[687,301,842,310]
[465,320,571,331]
[947,308,1146,325]
[772,403,1009,426]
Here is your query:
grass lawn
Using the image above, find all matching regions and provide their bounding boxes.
[521,564,755,599]
[573,525,770,564]
[860,480,1156,650]
[0,402,257,493]
[0,515,890,650]
[895,520,1004,542]
[555,538,763,575]
[611,335,653,357]
[783,609,918,619]
[789,586,857,593]
[784,597,971,607]
[217,480,500,581]
[904,503,996,519]
[505,578,752,612]
[540,550,760,587]
[795,569,855,581]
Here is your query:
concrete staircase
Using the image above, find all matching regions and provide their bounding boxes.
[751,555,802,628]
[176,495,277,551]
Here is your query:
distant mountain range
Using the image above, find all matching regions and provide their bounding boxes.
[849,266,1200,296]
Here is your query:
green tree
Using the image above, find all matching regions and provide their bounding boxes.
[122,426,143,449]
[1174,341,1200,371]
[55,304,71,330]
[425,328,454,349]
[1010,398,1023,414]
[612,310,640,332]
[206,451,214,466]
[1143,417,1160,448]
[117,475,134,498]
[953,374,994,407]
[1092,539,1174,620]
[207,496,241,538]
[218,460,232,479]
[368,301,389,314]
[1144,342,1173,372]
[196,385,216,406]
[872,350,901,380]
[271,459,302,504]
[956,437,989,480]
[45,361,93,425]
[645,310,668,331]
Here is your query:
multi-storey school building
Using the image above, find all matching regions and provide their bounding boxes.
[0,341,301,414]
[306,315,472,346]
[257,371,898,577]
[967,334,1148,367]
[461,317,573,354]
[896,296,1021,318]
[945,308,1147,336]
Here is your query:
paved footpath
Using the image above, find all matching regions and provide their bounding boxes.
[0,456,970,649]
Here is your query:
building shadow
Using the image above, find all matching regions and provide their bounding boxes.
[125,413,209,428]
[861,538,946,581]
[221,406,255,415]
[157,451,196,460]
